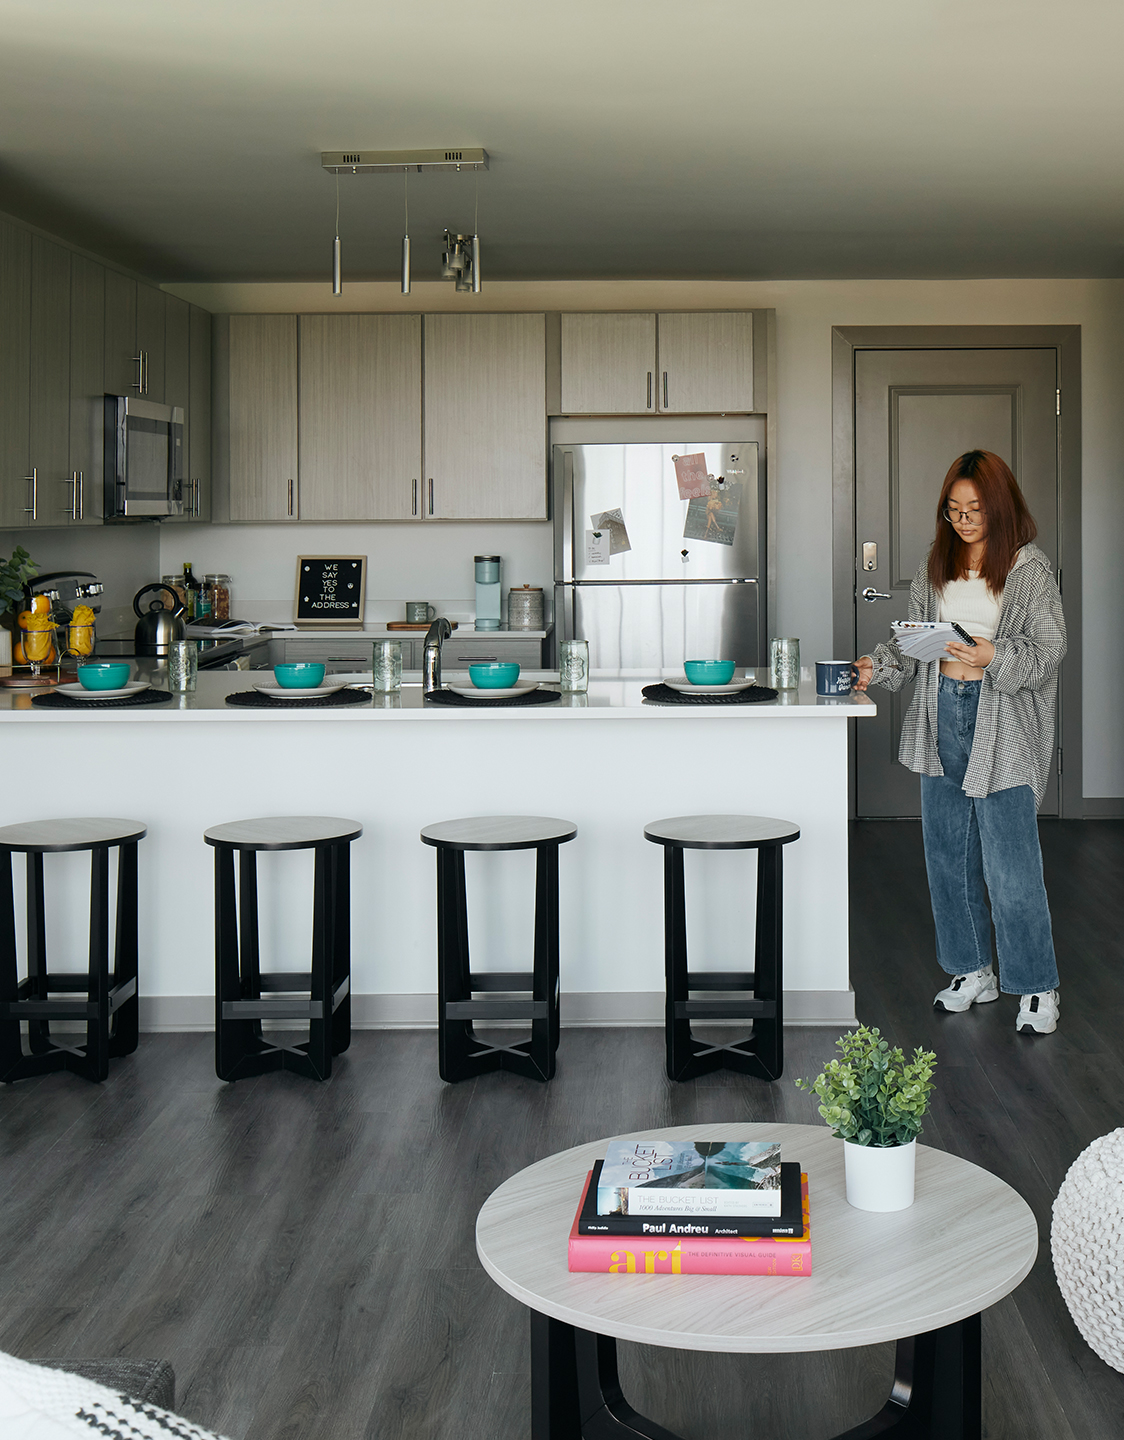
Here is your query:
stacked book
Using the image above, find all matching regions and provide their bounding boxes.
[568,1139,811,1276]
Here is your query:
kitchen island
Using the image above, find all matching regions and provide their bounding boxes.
[0,672,873,1033]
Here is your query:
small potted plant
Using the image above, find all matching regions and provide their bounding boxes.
[796,1025,936,1211]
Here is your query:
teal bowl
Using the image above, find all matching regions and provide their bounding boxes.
[469,662,520,689]
[77,662,131,691]
[684,659,737,686]
[274,662,325,689]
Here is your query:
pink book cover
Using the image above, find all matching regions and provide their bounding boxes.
[568,1171,812,1276]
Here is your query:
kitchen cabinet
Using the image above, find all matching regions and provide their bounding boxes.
[442,634,545,669]
[104,271,166,402]
[553,310,755,415]
[0,219,32,529]
[424,313,546,520]
[298,314,421,521]
[656,311,753,413]
[187,304,212,521]
[220,314,299,522]
[26,237,71,528]
[66,254,104,526]
[560,313,657,414]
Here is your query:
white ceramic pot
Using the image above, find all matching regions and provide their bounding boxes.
[843,1138,917,1211]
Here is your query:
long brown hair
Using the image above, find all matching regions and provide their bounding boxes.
[927,450,1037,595]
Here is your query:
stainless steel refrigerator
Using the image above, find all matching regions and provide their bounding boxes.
[552,417,767,672]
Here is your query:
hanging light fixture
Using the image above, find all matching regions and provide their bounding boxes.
[401,170,411,295]
[331,173,342,296]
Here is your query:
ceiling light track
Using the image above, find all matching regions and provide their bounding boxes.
[321,148,489,174]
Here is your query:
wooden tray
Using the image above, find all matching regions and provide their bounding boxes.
[384,621,459,632]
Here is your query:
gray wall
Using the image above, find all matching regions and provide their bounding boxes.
[0,524,160,636]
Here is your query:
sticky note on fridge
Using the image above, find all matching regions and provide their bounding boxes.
[673,452,711,501]
[590,508,632,555]
[585,529,611,564]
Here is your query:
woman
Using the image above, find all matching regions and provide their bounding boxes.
[854,450,1066,1034]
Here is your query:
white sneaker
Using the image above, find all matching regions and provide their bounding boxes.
[1017,989,1059,1035]
[933,966,999,1012]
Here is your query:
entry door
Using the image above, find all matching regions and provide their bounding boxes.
[854,348,1059,817]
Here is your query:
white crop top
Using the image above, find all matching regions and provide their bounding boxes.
[938,572,1001,641]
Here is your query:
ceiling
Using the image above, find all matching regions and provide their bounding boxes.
[3,0,1124,284]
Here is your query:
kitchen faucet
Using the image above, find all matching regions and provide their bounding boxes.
[423,617,452,695]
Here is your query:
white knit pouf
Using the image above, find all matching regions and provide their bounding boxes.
[1051,1127,1124,1372]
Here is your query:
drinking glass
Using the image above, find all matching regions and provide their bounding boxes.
[560,639,589,694]
[167,639,197,693]
[769,637,800,691]
[372,639,403,692]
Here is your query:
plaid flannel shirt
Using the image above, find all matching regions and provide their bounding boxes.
[868,543,1066,804]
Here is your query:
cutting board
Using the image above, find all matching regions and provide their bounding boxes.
[385,621,459,632]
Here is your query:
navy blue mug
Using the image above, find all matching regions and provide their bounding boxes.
[816,660,855,696]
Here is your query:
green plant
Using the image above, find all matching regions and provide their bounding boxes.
[795,1025,936,1148]
[0,547,37,613]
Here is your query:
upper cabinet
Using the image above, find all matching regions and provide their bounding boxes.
[0,220,32,529]
[104,271,166,403]
[553,310,756,415]
[214,314,299,522]
[187,304,212,521]
[560,313,657,414]
[424,313,546,520]
[67,255,105,526]
[298,314,421,521]
[26,237,71,528]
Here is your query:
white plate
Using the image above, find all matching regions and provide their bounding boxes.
[57,681,147,700]
[252,679,353,699]
[665,677,757,694]
[447,683,540,699]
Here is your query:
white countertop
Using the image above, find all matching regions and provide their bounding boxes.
[0,670,876,722]
[282,624,552,640]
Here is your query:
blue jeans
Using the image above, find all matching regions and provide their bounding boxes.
[919,675,1059,995]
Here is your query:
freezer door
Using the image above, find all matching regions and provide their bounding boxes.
[559,440,761,583]
[566,581,762,672]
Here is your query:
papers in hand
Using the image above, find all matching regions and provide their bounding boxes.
[892,621,961,662]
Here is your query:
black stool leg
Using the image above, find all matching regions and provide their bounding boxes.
[0,852,24,1081]
[78,845,112,1083]
[305,843,333,1080]
[437,847,494,1081]
[110,841,140,1057]
[25,853,51,1056]
[216,846,264,1080]
[749,842,783,1081]
[664,845,704,1081]
[526,841,559,1081]
[330,841,351,1057]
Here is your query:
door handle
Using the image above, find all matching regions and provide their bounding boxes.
[287,478,294,517]
[77,470,83,520]
[662,372,669,409]
[24,469,37,521]
[428,478,434,516]
[646,372,652,409]
[412,478,418,516]
[861,587,891,602]
[143,350,149,394]
[132,354,144,392]
[67,472,78,520]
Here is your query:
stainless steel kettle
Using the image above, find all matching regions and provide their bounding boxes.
[133,584,186,656]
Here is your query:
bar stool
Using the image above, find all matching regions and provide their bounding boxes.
[420,816,577,1083]
[643,814,800,1083]
[204,816,361,1082]
[0,818,145,1084]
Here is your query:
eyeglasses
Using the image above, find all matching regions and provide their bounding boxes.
[943,507,986,524]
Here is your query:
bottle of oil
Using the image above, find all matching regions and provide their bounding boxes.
[182,561,207,621]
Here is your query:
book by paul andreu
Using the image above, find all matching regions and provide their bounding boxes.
[579,1160,803,1238]
[568,1169,812,1275]
[597,1139,783,1217]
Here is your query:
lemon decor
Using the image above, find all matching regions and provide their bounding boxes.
[68,605,96,655]
[795,1024,936,1148]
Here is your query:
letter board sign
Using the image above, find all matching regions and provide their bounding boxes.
[294,555,367,628]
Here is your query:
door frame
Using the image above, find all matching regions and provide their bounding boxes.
[831,325,1083,819]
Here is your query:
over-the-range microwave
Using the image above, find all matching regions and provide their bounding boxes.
[103,394,184,519]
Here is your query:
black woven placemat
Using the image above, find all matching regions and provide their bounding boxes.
[426,687,561,708]
[31,687,173,709]
[641,682,778,706]
[226,687,372,708]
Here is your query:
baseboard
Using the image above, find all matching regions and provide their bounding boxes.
[1083,798,1124,818]
[138,988,857,1032]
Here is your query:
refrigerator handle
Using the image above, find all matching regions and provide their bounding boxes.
[561,449,574,580]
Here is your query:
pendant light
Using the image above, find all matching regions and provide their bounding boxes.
[471,176,481,294]
[331,174,342,296]
[400,171,411,294]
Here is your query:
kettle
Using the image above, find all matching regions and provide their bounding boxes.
[133,584,186,656]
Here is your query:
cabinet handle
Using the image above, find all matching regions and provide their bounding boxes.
[132,354,144,392]
[647,372,652,409]
[663,371,669,409]
[77,470,84,520]
[66,472,79,521]
[428,478,434,516]
[143,350,149,394]
[412,478,418,516]
[24,469,37,521]
[287,478,294,517]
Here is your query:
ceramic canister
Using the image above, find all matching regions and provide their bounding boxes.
[507,585,544,630]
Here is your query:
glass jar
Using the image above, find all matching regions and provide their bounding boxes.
[204,574,232,622]
[167,639,197,692]
[372,639,403,693]
[161,574,187,614]
[769,638,800,691]
[559,639,589,694]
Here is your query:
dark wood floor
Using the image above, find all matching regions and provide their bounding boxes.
[1,820,1122,1439]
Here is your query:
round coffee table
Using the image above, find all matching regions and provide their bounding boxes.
[476,1123,1038,1439]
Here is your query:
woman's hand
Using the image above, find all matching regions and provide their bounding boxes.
[852,656,874,691]
[944,637,995,668]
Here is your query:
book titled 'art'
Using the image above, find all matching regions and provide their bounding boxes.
[570,1171,812,1276]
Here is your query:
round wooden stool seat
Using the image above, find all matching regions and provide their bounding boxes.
[643,814,800,850]
[0,818,147,853]
[204,816,362,852]
[420,816,577,852]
